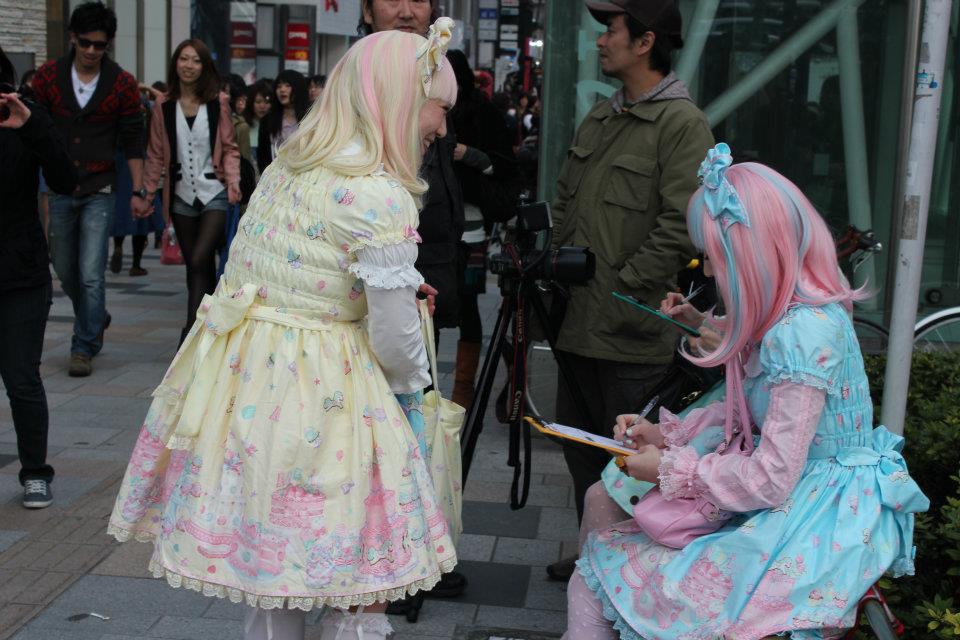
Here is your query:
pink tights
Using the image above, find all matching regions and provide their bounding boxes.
[579,481,629,548]
[563,569,618,640]
[563,482,630,640]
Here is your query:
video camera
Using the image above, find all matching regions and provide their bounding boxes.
[488,201,595,285]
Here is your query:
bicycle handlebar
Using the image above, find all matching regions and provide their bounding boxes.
[836,225,882,259]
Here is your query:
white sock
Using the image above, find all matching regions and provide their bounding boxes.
[319,609,393,640]
[242,607,307,640]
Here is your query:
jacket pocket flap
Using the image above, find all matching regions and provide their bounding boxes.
[611,154,656,175]
[570,145,594,159]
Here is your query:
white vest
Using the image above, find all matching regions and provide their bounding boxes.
[174,102,223,207]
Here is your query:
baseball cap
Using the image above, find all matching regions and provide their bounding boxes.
[586,0,684,48]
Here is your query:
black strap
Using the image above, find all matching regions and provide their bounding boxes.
[506,267,531,509]
[206,99,219,153]
[162,100,177,176]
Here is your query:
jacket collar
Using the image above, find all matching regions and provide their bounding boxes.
[593,71,691,122]
[55,52,121,116]
[591,98,672,123]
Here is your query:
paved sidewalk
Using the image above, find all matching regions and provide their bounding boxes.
[0,245,577,640]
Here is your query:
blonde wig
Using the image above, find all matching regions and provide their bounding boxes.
[277,27,457,201]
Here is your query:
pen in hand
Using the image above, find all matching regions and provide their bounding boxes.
[624,395,659,448]
[680,284,704,306]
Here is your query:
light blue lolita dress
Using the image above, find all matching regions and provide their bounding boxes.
[579,303,929,639]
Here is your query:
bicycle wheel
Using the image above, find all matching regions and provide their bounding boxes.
[862,599,899,640]
[914,309,960,353]
[525,341,558,423]
[852,317,889,355]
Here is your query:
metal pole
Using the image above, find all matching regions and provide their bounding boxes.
[675,0,720,88]
[836,3,878,302]
[880,0,953,435]
[704,0,867,127]
[882,0,923,327]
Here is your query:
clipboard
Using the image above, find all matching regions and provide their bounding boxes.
[524,416,635,456]
[612,291,701,337]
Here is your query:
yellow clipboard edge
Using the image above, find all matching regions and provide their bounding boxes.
[523,416,635,457]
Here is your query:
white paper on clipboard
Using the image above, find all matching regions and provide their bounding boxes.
[537,420,635,456]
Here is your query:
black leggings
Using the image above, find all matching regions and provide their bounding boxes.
[112,235,147,268]
[172,210,226,329]
[0,283,54,485]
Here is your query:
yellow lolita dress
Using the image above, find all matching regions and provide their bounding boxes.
[107,160,457,610]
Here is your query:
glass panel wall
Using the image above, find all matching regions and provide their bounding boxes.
[539,0,958,322]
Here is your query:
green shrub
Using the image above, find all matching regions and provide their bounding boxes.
[855,352,960,638]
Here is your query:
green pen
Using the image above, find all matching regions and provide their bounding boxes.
[612,291,702,338]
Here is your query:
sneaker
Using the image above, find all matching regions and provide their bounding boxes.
[23,479,53,508]
[68,353,92,377]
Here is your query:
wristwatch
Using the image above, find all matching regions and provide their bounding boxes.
[133,187,149,199]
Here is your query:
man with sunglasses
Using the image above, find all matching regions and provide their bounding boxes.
[32,1,144,377]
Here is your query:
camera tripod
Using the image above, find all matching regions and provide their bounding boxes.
[459,250,596,508]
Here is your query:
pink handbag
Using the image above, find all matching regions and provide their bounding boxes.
[631,427,751,549]
[160,224,184,266]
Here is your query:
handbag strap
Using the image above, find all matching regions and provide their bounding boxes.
[417,298,443,406]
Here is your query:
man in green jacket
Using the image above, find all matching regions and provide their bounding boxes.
[547,0,714,580]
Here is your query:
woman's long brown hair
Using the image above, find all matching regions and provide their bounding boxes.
[167,38,221,102]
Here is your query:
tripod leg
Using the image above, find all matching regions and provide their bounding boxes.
[460,296,513,483]
[527,287,596,433]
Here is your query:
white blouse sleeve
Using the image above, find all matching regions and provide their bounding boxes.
[350,243,431,394]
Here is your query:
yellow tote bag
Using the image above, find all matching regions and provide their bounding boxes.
[418,299,465,544]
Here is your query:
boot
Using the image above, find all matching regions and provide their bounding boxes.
[451,340,481,408]
[319,610,392,640]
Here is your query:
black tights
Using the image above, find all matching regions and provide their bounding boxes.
[112,235,147,269]
[172,211,226,329]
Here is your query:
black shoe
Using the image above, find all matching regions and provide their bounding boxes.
[546,555,578,581]
[23,479,53,509]
[424,571,468,598]
[109,251,122,274]
[386,592,424,622]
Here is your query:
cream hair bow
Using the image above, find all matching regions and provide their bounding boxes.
[416,17,455,97]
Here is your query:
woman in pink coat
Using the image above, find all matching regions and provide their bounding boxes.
[134,38,241,342]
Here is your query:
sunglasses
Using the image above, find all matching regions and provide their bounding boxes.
[76,37,109,51]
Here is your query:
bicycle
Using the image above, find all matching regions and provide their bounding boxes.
[838,224,960,354]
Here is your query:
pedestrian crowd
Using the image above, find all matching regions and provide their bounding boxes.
[0,1,928,639]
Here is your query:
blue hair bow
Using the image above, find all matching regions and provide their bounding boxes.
[698,142,749,230]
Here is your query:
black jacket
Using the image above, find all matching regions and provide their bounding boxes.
[0,102,78,291]
[416,120,465,328]
[32,54,143,196]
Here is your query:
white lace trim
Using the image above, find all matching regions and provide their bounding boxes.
[657,445,704,501]
[348,262,424,290]
[349,243,424,290]
[106,523,456,611]
[765,370,841,397]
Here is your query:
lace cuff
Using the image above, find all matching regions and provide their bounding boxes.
[659,408,693,448]
[349,262,424,289]
[658,401,727,448]
[658,446,705,501]
[350,242,424,290]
